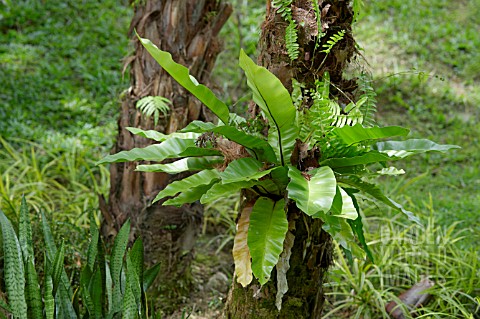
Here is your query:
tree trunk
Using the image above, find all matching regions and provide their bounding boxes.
[224,1,357,317]
[100,0,231,310]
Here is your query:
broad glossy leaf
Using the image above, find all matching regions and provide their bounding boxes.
[181,122,277,163]
[338,175,420,224]
[320,151,391,168]
[345,190,374,263]
[163,181,217,207]
[154,169,220,203]
[374,138,460,158]
[200,180,257,204]
[0,210,27,318]
[212,126,277,163]
[139,36,230,124]
[179,120,217,133]
[287,166,336,216]
[239,50,298,165]
[97,138,220,164]
[248,197,288,285]
[321,212,365,259]
[330,187,358,220]
[376,166,405,175]
[333,124,410,145]
[136,156,223,174]
[220,157,276,183]
[232,204,253,287]
[127,127,200,142]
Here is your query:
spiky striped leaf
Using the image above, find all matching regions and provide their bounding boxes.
[80,266,95,316]
[143,264,160,292]
[129,238,144,297]
[19,196,34,264]
[239,50,298,165]
[136,157,223,174]
[138,35,230,124]
[332,124,409,145]
[111,220,130,313]
[248,198,288,285]
[154,169,220,203]
[232,204,253,287]
[44,255,54,319]
[51,241,65,297]
[87,213,99,271]
[287,166,337,216]
[122,267,138,319]
[41,211,74,297]
[126,254,142,316]
[90,269,104,319]
[0,210,27,318]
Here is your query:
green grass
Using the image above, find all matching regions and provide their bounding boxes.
[355,0,480,239]
[323,209,480,318]
[0,0,131,146]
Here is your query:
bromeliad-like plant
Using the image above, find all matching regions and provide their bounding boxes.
[0,196,160,319]
[97,36,459,307]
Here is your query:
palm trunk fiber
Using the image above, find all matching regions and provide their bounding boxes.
[100,0,231,311]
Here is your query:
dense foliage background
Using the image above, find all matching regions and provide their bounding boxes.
[0,0,478,317]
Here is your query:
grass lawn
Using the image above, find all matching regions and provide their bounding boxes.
[356,0,480,243]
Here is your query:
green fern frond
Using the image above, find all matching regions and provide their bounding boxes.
[357,73,377,127]
[321,30,346,54]
[311,0,325,49]
[285,19,300,60]
[352,0,364,23]
[271,0,293,19]
[136,96,171,126]
[271,0,299,61]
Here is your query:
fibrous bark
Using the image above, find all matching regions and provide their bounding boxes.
[100,0,231,310]
[224,1,357,317]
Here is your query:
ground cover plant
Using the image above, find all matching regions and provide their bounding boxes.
[0,197,161,318]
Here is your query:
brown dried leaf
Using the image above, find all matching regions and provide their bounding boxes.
[232,205,253,287]
[275,231,295,311]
